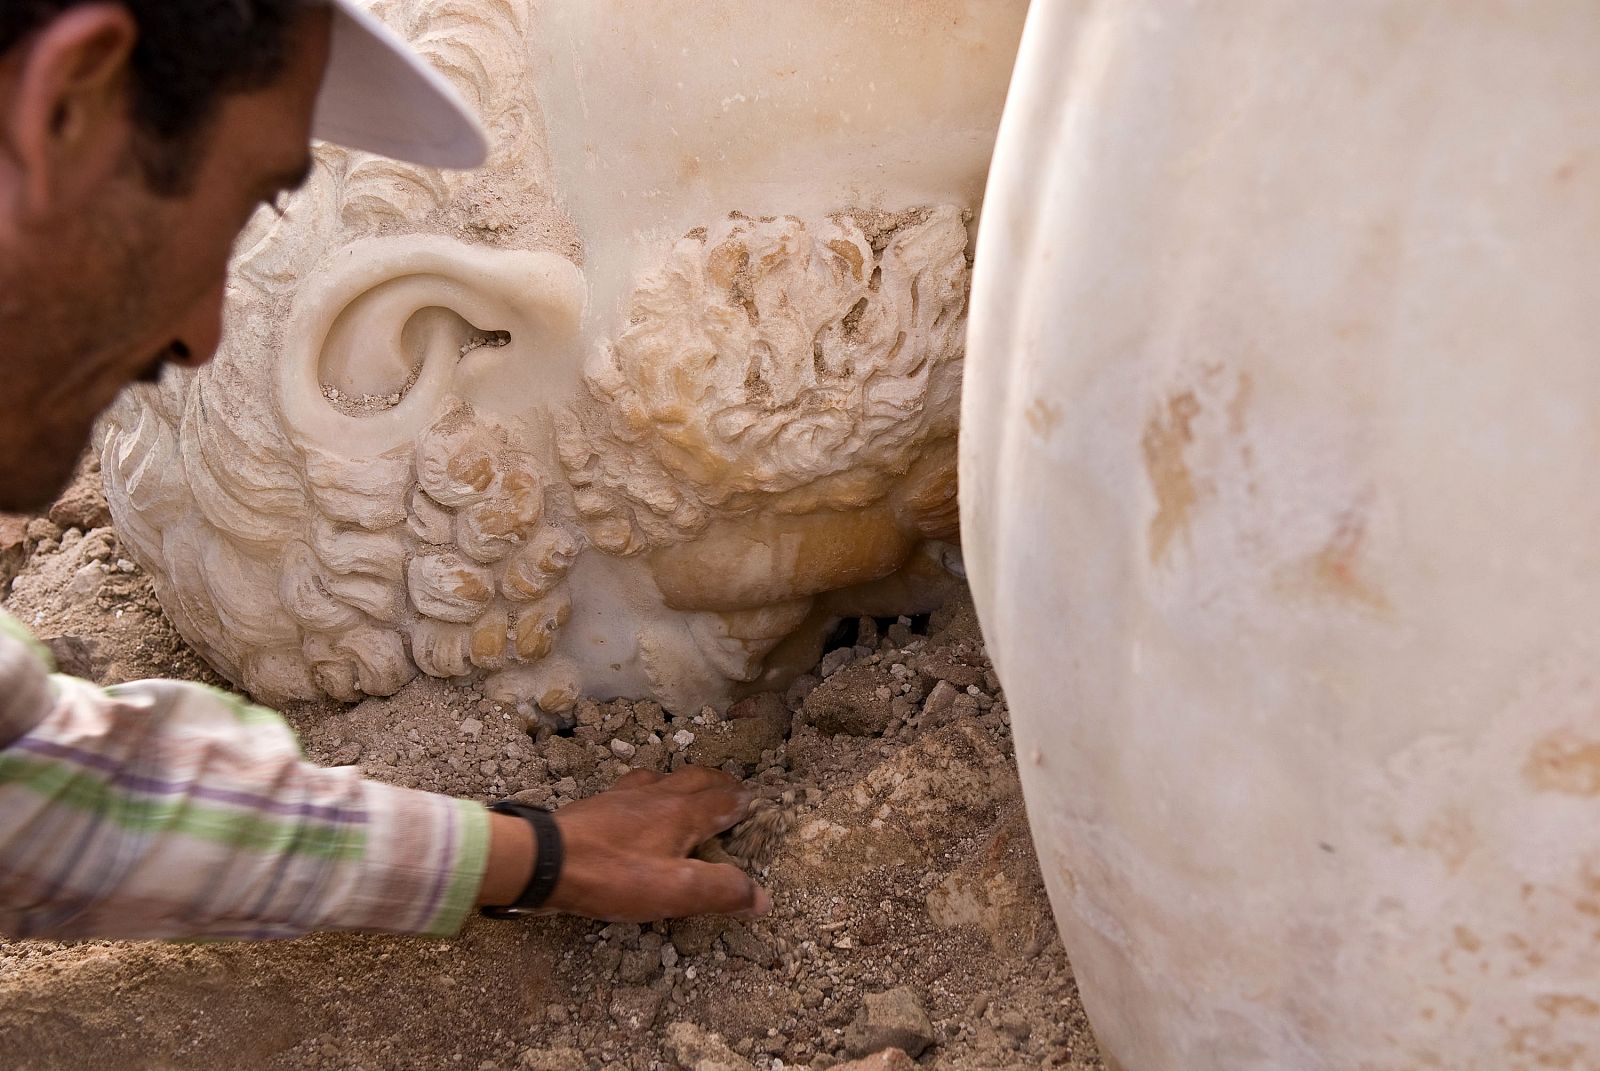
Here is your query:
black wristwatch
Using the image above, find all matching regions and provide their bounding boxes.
[479,800,564,919]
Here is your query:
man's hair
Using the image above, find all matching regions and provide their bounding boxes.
[0,0,305,193]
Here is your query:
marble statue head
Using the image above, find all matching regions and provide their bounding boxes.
[99,0,1026,717]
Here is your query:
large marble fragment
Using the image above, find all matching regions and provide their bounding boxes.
[964,3,1600,1068]
[100,0,1026,715]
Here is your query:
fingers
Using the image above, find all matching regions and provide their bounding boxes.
[618,768,750,841]
[649,768,753,845]
[612,768,665,790]
[544,770,774,923]
[660,859,771,919]
[669,783,755,851]
[653,765,740,794]
[665,767,754,823]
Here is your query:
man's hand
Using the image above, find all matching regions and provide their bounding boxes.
[478,766,770,923]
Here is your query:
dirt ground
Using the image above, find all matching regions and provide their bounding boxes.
[0,462,1104,1071]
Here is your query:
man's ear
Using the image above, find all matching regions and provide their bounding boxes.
[4,3,138,221]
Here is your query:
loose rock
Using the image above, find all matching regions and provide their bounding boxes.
[922,680,959,723]
[785,673,820,710]
[663,1021,757,1071]
[803,662,896,737]
[916,654,986,692]
[619,948,658,984]
[831,1051,917,1071]
[721,923,776,968]
[47,476,111,532]
[818,648,855,678]
[542,735,598,780]
[669,914,726,957]
[0,514,29,591]
[517,1047,586,1071]
[843,988,936,1059]
[42,634,112,682]
[609,986,663,1030]
[683,713,785,774]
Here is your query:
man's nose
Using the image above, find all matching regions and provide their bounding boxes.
[167,283,228,367]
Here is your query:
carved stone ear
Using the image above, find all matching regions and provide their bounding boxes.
[276,236,586,460]
[101,237,588,707]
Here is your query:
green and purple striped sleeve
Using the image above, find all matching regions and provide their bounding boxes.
[0,610,489,940]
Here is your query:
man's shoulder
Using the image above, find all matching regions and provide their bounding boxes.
[0,607,57,748]
[0,608,53,671]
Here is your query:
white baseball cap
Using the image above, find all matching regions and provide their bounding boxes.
[311,0,489,169]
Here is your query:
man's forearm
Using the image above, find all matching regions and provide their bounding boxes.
[0,614,490,941]
[0,609,767,937]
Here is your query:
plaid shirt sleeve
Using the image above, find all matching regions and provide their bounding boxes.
[0,610,489,940]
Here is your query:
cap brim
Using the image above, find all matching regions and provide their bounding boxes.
[312,0,489,169]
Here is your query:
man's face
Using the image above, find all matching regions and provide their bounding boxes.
[0,8,331,511]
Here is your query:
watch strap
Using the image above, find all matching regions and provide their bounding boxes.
[480,800,563,919]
